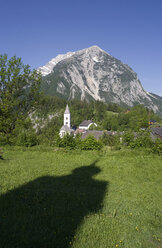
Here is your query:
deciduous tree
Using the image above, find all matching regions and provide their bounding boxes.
[0,54,41,141]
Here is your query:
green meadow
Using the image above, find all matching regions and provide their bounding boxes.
[106,110,119,116]
[0,147,161,248]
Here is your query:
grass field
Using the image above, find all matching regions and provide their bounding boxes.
[0,146,161,248]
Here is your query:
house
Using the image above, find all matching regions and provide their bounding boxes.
[81,130,104,140]
[149,120,157,125]
[59,105,116,141]
[150,127,162,140]
[74,128,85,135]
[81,130,112,140]
[59,105,73,138]
[79,120,97,130]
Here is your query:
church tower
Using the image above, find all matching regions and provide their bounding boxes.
[64,104,70,128]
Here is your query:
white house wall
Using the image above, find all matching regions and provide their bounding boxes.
[79,123,97,130]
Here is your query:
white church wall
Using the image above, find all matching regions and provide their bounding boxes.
[64,113,70,128]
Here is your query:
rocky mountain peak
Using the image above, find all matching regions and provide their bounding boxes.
[38,46,108,76]
[39,46,162,115]
[82,45,105,53]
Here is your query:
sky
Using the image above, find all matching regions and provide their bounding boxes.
[1,0,162,96]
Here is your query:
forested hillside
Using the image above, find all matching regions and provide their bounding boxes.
[30,95,161,145]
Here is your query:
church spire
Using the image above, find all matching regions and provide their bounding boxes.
[64,104,70,114]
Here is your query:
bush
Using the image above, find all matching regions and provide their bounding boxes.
[81,135,103,150]
[56,133,76,149]
[129,131,152,148]
[122,131,134,146]
[0,130,39,147]
[101,132,121,150]
[0,133,11,145]
[74,133,82,149]
[0,118,39,147]
[56,134,103,150]
[151,139,162,155]
[15,130,39,147]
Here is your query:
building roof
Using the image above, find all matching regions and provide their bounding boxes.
[74,128,84,134]
[60,125,71,132]
[151,127,162,138]
[79,120,93,127]
[81,130,105,140]
[64,104,70,114]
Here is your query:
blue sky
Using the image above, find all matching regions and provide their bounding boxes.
[1,0,162,96]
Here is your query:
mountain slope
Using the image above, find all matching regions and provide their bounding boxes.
[146,92,162,116]
[39,46,162,115]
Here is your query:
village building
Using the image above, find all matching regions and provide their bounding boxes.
[79,120,97,130]
[150,127,162,140]
[59,105,73,138]
[60,105,99,138]
[81,130,107,140]
[59,105,162,142]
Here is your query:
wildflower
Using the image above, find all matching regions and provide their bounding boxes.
[136,226,139,231]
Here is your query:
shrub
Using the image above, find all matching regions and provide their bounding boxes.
[122,131,134,146]
[75,133,82,149]
[56,134,103,150]
[151,139,162,155]
[0,118,39,147]
[0,128,39,147]
[81,135,103,150]
[15,130,39,147]
[129,131,152,148]
[56,133,76,149]
[101,132,121,150]
[0,133,11,145]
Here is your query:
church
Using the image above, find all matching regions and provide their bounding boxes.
[59,104,98,138]
[59,105,73,138]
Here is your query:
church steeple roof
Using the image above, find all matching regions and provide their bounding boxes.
[64,104,70,114]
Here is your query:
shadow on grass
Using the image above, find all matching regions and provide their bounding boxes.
[0,160,107,248]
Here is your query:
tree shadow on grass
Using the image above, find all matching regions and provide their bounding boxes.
[0,160,107,248]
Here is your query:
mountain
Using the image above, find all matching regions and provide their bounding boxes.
[39,46,162,115]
